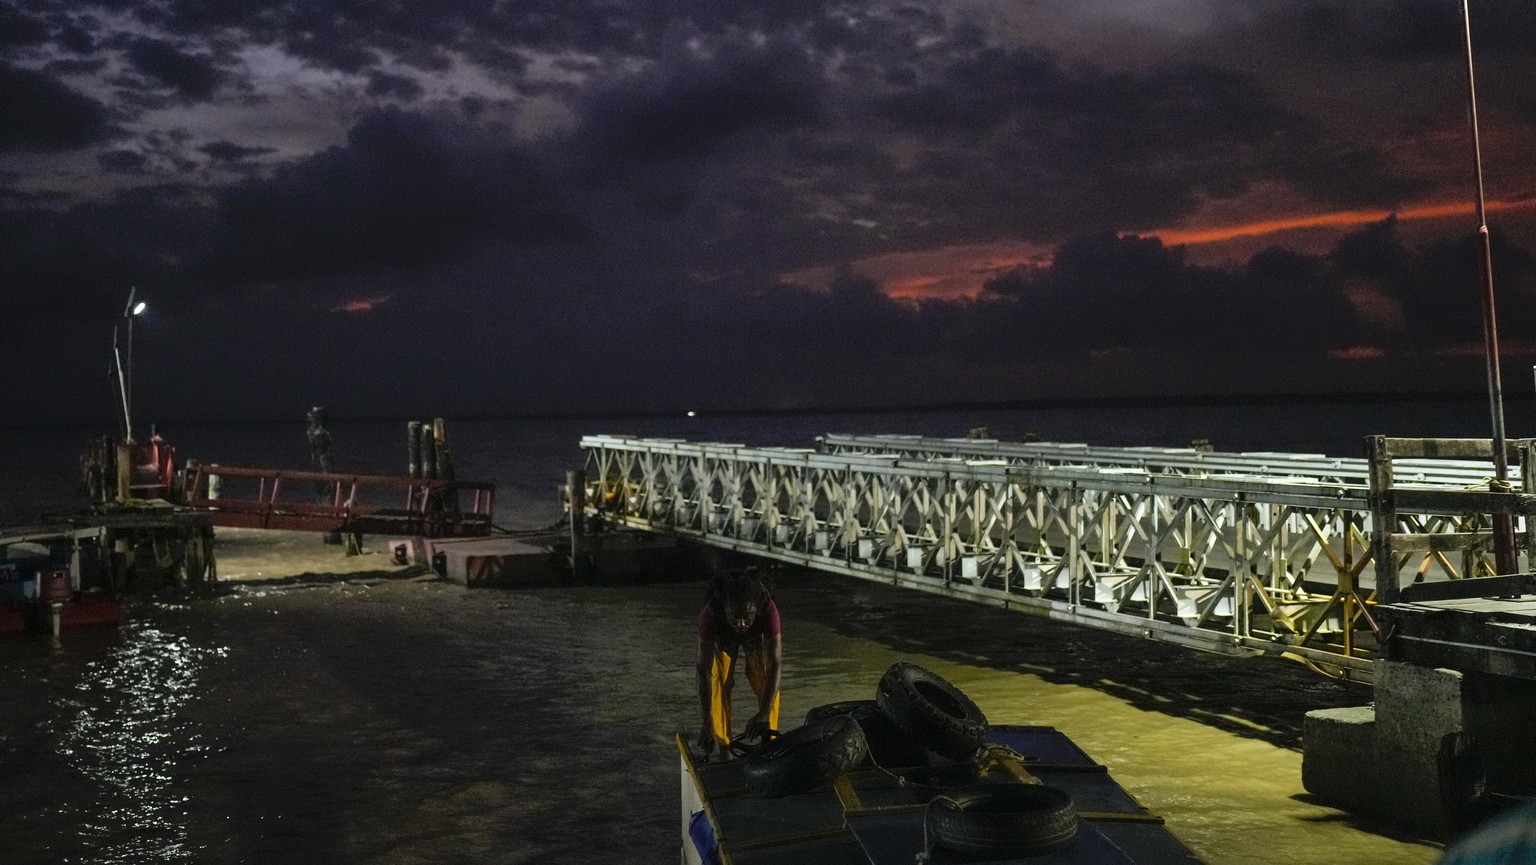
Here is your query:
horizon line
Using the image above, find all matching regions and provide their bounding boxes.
[8,388,1523,431]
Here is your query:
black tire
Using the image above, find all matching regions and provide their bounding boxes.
[876,662,988,760]
[804,700,927,769]
[743,714,868,798]
[926,784,1078,857]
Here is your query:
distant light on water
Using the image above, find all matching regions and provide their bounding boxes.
[687,410,696,417]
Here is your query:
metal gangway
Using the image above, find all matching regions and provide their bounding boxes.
[579,433,1536,681]
[185,464,497,538]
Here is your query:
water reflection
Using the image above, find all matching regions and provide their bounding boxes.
[55,622,225,864]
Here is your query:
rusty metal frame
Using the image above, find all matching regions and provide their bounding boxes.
[186,464,496,538]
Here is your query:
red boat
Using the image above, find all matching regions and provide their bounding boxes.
[0,556,123,637]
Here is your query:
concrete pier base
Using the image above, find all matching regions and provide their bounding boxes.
[584,530,679,579]
[1303,661,1465,838]
[428,537,561,587]
[1301,706,1378,815]
[1301,659,1536,839]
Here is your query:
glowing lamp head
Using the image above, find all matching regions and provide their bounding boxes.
[131,301,147,316]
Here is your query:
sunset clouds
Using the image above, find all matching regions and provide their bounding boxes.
[5,0,1536,420]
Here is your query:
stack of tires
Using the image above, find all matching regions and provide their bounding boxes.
[743,661,1079,857]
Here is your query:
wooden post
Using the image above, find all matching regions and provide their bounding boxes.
[115,440,132,503]
[420,422,439,513]
[408,421,424,479]
[568,469,586,578]
[434,418,459,516]
[1367,436,1400,606]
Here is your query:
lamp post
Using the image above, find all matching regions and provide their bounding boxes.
[113,287,146,443]
[1459,0,1518,575]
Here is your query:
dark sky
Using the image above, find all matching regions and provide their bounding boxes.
[7,0,1536,423]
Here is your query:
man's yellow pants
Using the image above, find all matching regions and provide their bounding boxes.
[706,643,781,749]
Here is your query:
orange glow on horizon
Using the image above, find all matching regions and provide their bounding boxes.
[332,294,392,313]
[785,197,1536,303]
[1142,197,1536,247]
[784,241,1054,301]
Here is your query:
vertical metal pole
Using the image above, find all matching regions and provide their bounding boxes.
[112,325,132,442]
[1341,507,1354,656]
[1461,0,1518,574]
[125,314,133,434]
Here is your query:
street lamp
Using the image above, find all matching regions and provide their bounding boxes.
[1459,0,1518,575]
[113,287,146,443]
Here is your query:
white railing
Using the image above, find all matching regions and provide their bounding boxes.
[579,434,1536,681]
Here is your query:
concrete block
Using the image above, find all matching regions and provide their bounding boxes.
[1301,706,1377,805]
[1374,742,1447,837]
[432,538,559,587]
[1020,566,1042,592]
[1375,660,1466,755]
[906,547,926,569]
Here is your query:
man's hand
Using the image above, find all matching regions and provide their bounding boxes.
[743,712,772,741]
[696,723,717,758]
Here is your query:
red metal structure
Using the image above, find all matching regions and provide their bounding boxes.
[185,464,495,538]
[81,433,178,503]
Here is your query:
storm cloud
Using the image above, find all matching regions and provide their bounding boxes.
[5,0,1536,421]
[209,109,592,284]
[0,62,113,151]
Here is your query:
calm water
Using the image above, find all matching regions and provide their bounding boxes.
[3,399,1509,864]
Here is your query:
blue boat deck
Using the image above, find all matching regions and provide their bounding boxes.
[680,724,1204,864]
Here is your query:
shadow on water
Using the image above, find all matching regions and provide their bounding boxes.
[778,567,1368,752]
[1289,793,1437,845]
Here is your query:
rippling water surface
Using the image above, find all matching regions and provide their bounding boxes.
[2,569,1441,865]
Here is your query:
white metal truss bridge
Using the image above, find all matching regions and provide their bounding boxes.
[578,433,1536,682]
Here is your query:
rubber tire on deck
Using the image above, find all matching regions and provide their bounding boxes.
[926,784,1078,857]
[876,662,989,760]
[743,714,869,798]
[804,700,926,769]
